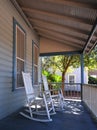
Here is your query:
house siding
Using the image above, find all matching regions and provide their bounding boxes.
[0,0,39,119]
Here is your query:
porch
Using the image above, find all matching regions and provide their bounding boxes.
[0,83,97,130]
[0,0,97,128]
[0,100,97,130]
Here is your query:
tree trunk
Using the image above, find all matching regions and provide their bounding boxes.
[61,56,73,96]
[62,71,65,96]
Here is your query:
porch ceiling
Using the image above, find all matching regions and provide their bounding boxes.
[13,0,97,54]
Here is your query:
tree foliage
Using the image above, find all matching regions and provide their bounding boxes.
[84,46,97,69]
[42,55,80,74]
[42,70,61,82]
[42,55,80,95]
[42,46,97,73]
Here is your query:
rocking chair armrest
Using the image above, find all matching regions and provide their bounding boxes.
[27,93,35,96]
[27,92,42,97]
[43,90,50,93]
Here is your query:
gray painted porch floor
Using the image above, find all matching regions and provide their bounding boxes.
[0,100,97,130]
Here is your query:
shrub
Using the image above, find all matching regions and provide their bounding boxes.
[42,70,61,82]
[42,70,62,89]
[88,76,97,84]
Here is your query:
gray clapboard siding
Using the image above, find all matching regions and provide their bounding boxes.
[0,42,12,50]
[0,36,12,47]
[0,61,12,68]
[0,21,13,33]
[0,77,12,83]
[0,49,12,59]
[0,0,39,120]
[0,59,12,69]
[0,72,12,77]
[0,60,12,68]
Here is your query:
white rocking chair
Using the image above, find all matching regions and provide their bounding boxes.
[42,75,65,110]
[20,72,56,122]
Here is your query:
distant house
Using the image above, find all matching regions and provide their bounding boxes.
[65,67,88,92]
[65,67,88,84]
[52,66,88,92]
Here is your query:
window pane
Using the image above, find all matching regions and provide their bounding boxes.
[16,26,25,88]
[17,27,20,58]
[33,66,38,84]
[17,59,24,87]
[69,75,75,83]
[16,27,25,60]
[20,32,24,59]
[34,45,38,65]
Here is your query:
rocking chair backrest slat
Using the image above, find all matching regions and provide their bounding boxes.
[22,72,35,102]
[42,75,65,110]
[42,75,49,91]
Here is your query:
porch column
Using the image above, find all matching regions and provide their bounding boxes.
[80,53,84,100]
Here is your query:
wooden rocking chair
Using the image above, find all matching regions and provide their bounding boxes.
[20,72,56,122]
[42,75,65,110]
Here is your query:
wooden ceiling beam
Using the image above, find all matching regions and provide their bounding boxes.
[39,32,83,49]
[29,18,89,35]
[22,7,93,25]
[39,32,84,47]
[41,0,97,10]
[35,26,86,43]
[38,30,83,48]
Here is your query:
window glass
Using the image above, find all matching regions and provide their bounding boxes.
[15,25,25,88]
[69,75,75,83]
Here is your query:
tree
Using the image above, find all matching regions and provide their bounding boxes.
[42,46,97,95]
[42,55,80,95]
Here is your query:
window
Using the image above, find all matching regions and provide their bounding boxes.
[33,42,39,85]
[13,19,25,90]
[68,75,75,83]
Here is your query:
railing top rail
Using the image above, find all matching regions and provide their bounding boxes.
[83,84,97,88]
[49,82,81,84]
[39,82,81,85]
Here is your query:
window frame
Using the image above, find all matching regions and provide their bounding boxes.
[12,18,26,91]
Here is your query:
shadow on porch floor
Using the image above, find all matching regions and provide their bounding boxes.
[0,100,97,130]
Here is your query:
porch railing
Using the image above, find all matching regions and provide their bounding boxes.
[83,84,97,118]
[48,82,81,100]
